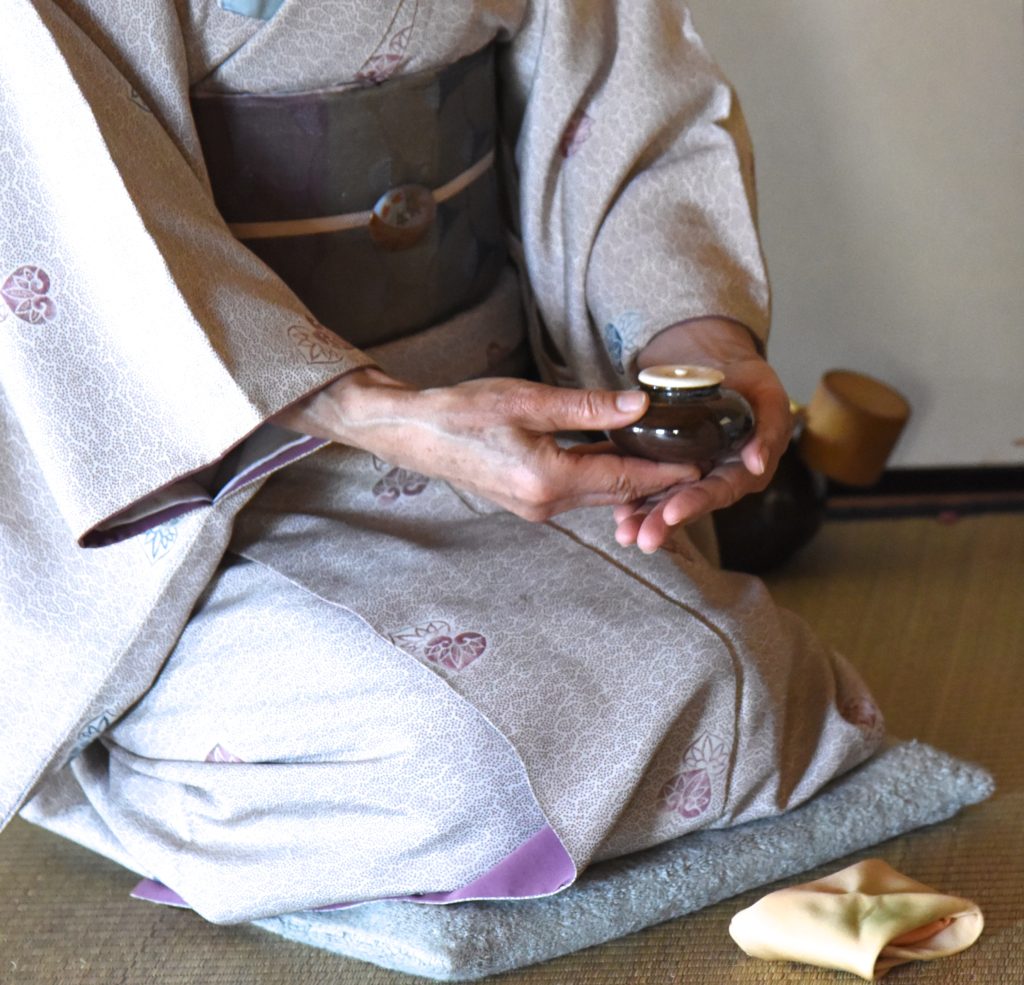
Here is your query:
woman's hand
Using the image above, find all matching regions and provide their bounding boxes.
[612,318,792,553]
[271,368,701,521]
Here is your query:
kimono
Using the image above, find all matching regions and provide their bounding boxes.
[1,0,884,923]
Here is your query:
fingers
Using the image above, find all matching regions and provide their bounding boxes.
[727,365,792,484]
[743,401,790,480]
[499,380,650,434]
[614,510,646,547]
[543,449,700,515]
[614,495,680,554]
[488,442,699,522]
[613,460,765,553]
[613,481,693,551]
[635,501,674,554]
[660,462,751,526]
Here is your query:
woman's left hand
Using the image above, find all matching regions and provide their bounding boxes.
[612,317,793,553]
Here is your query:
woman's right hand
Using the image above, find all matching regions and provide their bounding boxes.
[271,368,701,521]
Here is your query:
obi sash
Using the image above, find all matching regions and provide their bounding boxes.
[191,45,505,348]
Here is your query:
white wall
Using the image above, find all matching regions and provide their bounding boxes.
[687,0,1024,467]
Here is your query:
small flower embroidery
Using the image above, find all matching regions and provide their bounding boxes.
[682,732,731,775]
[660,732,730,819]
[661,768,712,818]
[287,319,350,364]
[356,7,417,85]
[143,517,180,562]
[423,632,487,670]
[357,50,404,85]
[62,710,116,765]
[389,620,488,671]
[205,744,245,763]
[559,110,593,157]
[2,265,57,324]
[602,322,625,374]
[840,695,884,735]
[373,466,429,503]
[604,311,647,376]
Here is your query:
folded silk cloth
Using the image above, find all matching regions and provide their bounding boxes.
[729,858,984,980]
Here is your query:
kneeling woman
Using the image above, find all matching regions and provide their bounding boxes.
[4,0,883,922]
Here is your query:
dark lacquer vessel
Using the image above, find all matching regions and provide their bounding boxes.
[713,437,828,573]
[609,364,754,468]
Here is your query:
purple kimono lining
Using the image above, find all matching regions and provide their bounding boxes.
[130,825,575,911]
[217,434,326,499]
[85,435,326,547]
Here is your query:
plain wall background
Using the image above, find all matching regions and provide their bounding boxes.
[686,0,1023,467]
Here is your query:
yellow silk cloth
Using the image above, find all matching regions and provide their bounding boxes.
[729,859,983,980]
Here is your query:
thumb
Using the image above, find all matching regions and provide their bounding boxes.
[509,384,649,433]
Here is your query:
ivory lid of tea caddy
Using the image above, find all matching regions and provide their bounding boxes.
[638,365,725,389]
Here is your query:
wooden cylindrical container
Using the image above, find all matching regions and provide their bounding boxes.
[798,370,911,487]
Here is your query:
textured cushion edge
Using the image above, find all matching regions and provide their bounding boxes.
[251,740,994,980]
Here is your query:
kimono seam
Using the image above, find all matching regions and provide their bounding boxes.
[542,517,746,813]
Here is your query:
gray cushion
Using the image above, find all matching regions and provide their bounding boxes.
[252,740,992,980]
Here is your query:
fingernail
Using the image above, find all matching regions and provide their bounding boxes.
[615,391,646,413]
[752,450,766,475]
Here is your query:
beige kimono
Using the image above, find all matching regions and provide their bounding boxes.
[1,0,883,922]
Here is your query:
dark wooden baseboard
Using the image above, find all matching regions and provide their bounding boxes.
[826,466,1024,519]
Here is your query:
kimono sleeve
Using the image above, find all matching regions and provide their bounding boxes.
[0,0,374,546]
[500,0,770,389]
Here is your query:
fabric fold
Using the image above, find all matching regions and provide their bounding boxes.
[729,858,984,980]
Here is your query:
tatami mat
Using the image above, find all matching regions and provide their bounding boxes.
[3,514,1022,984]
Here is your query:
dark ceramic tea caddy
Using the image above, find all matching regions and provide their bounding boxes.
[609,364,754,468]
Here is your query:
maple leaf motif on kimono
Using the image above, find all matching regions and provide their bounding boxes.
[143,518,180,562]
[287,319,352,364]
[423,632,487,671]
[61,710,116,766]
[372,466,430,504]
[659,732,729,819]
[389,620,488,671]
[2,265,57,324]
[356,1,418,85]
[660,768,713,819]
[682,732,731,776]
